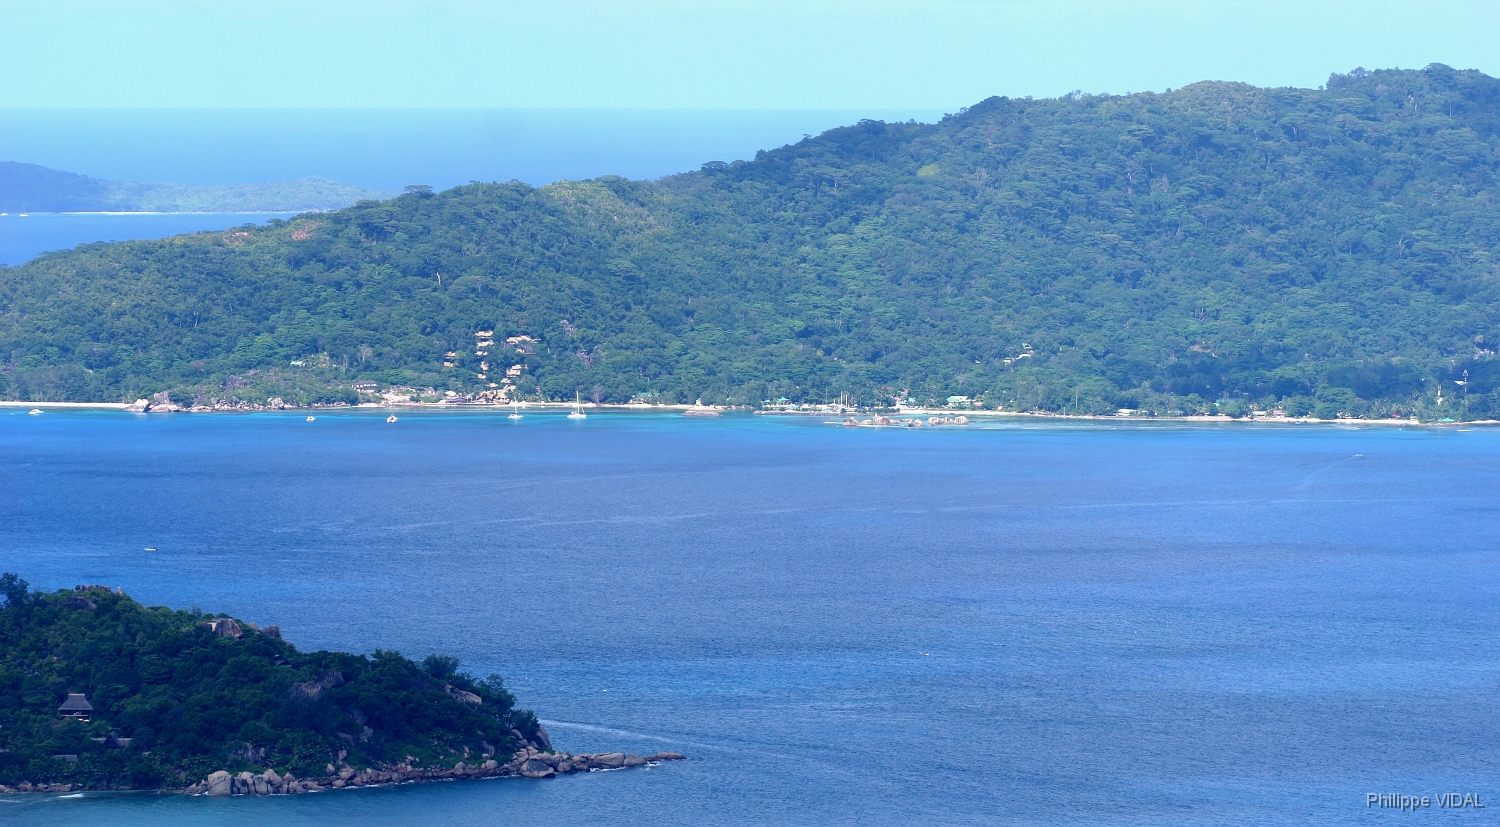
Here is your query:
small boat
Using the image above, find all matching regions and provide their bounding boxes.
[144,547,157,552]
[567,393,587,419]
[386,415,398,423]
[306,416,316,422]
[508,402,523,420]
[28,408,43,415]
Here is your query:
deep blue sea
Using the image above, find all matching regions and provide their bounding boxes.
[1,411,1496,825]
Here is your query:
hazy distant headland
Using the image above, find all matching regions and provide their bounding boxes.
[0,109,945,192]
[0,162,392,213]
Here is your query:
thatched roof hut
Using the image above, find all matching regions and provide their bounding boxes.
[58,693,93,720]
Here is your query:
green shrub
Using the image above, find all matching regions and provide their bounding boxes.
[0,575,532,787]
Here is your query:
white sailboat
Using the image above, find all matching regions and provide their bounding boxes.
[508,401,523,420]
[567,393,587,419]
[386,414,398,423]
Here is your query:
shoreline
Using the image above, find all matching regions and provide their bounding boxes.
[5,400,1495,426]
[761,408,1498,427]
[0,748,686,796]
[0,401,128,409]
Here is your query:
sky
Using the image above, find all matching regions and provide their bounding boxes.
[2,0,1498,110]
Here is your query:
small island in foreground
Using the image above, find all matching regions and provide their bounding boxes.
[0,574,681,795]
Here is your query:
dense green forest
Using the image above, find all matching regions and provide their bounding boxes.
[0,162,389,212]
[3,64,1499,419]
[0,575,539,788]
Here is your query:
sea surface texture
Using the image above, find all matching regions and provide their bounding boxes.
[1,411,1495,825]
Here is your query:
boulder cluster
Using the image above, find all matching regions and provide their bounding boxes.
[0,782,77,793]
[126,391,358,413]
[184,747,686,796]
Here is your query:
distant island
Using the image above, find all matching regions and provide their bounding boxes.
[1,65,1499,421]
[0,161,392,213]
[0,574,681,795]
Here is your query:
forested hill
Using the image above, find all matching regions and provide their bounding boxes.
[3,64,1500,419]
[0,574,542,789]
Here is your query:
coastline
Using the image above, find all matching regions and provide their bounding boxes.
[5,399,716,414]
[0,748,686,796]
[759,408,1499,427]
[4,399,1495,426]
[0,401,128,409]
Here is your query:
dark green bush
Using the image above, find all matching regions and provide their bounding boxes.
[0,576,531,787]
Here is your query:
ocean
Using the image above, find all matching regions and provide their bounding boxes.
[0,109,946,193]
[1,411,1496,825]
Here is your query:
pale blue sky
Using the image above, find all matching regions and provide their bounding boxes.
[2,0,1497,109]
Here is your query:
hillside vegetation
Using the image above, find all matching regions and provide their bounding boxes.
[0,575,540,789]
[0,162,390,213]
[2,65,1499,419]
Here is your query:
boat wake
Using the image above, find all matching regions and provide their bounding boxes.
[539,719,723,751]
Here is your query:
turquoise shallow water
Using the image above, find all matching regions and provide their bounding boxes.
[1,411,1497,825]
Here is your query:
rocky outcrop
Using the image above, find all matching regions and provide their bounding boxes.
[199,618,242,638]
[0,782,76,793]
[132,394,366,413]
[180,749,685,796]
[519,758,555,778]
[205,770,232,796]
[444,684,483,705]
[128,391,182,413]
[288,669,345,701]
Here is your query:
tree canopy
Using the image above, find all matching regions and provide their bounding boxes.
[0,575,537,788]
[3,65,1499,419]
